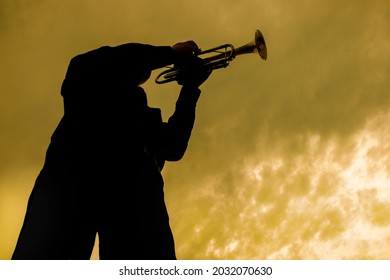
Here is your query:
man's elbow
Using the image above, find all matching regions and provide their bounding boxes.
[164,145,187,162]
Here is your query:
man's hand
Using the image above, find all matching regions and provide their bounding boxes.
[172,41,211,87]
[172,41,200,57]
[175,57,211,87]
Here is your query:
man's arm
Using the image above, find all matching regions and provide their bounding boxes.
[147,85,201,162]
[61,41,200,96]
[146,63,211,162]
[61,43,174,95]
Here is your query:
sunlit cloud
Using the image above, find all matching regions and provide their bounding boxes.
[170,109,390,259]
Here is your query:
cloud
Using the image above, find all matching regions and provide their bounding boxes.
[169,78,390,259]
[169,108,390,259]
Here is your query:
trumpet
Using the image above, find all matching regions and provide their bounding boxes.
[155,29,267,84]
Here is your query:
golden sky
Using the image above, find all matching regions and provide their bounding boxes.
[1,0,390,260]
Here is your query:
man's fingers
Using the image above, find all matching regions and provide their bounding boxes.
[172,41,200,56]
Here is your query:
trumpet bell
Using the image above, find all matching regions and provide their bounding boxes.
[254,29,267,60]
[234,29,267,60]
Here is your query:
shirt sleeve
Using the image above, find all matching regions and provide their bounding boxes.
[61,43,175,98]
[145,85,201,163]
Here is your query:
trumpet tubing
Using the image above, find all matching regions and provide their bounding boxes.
[155,29,267,84]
